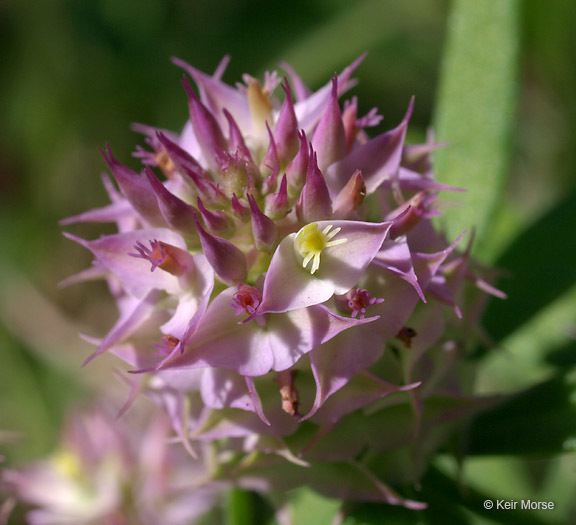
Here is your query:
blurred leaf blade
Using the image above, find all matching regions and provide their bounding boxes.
[343,465,557,525]
[468,370,576,456]
[225,488,255,525]
[433,0,520,256]
[483,187,576,344]
[289,487,341,525]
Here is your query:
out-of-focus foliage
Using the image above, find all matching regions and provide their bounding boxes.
[433,0,519,255]
[1,0,575,523]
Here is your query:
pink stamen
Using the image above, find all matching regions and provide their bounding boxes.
[230,283,262,316]
[345,288,384,319]
[153,335,180,356]
[230,283,267,325]
[129,240,167,272]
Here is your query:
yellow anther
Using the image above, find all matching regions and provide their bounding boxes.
[54,449,82,480]
[247,77,273,135]
[156,149,176,178]
[295,223,347,274]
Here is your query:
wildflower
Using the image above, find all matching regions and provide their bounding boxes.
[61,55,503,511]
[3,407,223,525]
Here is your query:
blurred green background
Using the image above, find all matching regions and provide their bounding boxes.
[1,0,575,523]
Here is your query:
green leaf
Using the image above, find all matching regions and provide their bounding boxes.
[225,488,256,525]
[0,326,86,463]
[272,0,444,88]
[474,188,576,393]
[343,465,559,525]
[433,0,520,257]
[225,488,276,525]
[421,466,559,525]
[476,282,576,394]
[483,187,576,344]
[341,502,420,525]
[290,487,342,525]
[363,393,494,454]
[468,370,576,456]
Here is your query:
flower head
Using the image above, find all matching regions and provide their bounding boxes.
[61,55,503,512]
[3,406,223,525]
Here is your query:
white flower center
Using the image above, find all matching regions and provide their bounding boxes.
[294,223,347,274]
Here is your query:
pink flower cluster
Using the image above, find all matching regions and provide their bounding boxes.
[48,55,503,513]
[3,407,222,524]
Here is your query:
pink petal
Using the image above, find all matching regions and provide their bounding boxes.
[260,220,392,313]
[294,54,366,133]
[63,228,187,299]
[173,56,251,134]
[83,290,162,365]
[158,289,374,377]
[201,368,254,412]
[325,97,414,197]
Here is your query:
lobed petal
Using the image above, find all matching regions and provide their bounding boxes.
[63,228,188,299]
[157,288,374,376]
[260,220,392,313]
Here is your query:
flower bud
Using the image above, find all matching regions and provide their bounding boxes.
[333,169,366,218]
[265,174,291,220]
[388,192,427,239]
[247,76,273,138]
[145,168,198,239]
[247,193,278,253]
[181,75,227,172]
[285,130,309,196]
[196,197,235,237]
[193,211,247,285]
[231,193,251,222]
[274,80,299,164]
[312,76,347,172]
[101,144,165,227]
[296,147,332,222]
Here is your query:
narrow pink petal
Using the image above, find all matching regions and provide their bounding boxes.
[303,326,386,421]
[310,371,421,426]
[372,239,425,302]
[60,199,133,225]
[173,56,251,134]
[58,262,106,288]
[63,229,187,299]
[380,167,465,193]
[245,376,271,426]
[325,97,414,197]
[114,370,145,419]
[201,368,254,412]
[294,54,366,133]
[83,290,161,366]
[279,61,311,102]
[181,75,227,172]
